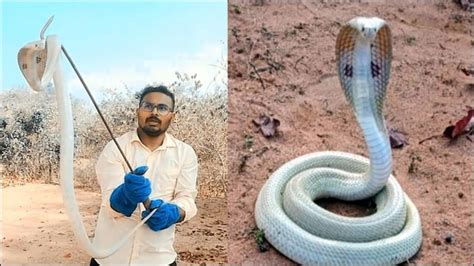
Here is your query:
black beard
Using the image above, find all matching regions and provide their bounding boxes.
[141,125,166,137]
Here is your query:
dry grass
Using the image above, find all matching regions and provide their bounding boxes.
[0,73,227,198]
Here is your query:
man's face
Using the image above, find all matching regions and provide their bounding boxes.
[137,92,174,137]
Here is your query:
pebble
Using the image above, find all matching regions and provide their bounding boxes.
[458,192,464,198]
[445,233,455,244]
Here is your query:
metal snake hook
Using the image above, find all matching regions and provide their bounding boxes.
[40,15,54,40]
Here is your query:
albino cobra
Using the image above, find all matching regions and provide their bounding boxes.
[17,17,156,259]
[255,17,422,265]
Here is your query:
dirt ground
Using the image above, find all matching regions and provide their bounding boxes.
[1,184,227,265]
[228,1,472,265]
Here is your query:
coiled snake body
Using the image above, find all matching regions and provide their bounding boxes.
[255,17,422,265]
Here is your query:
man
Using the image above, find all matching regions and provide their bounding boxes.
[90,85,198,265]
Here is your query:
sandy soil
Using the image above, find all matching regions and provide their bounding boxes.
[228,1,472,265]
[1,184,227,265]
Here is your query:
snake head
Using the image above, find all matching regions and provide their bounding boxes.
[348,17,386,42]
[18,35,61,92]
[18,40,47,91]
[17,16,58,92]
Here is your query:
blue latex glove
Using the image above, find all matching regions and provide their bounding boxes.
[110,166,151,217]
[141,199,181,231]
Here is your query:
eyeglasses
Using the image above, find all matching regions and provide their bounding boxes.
[140,102,173,116]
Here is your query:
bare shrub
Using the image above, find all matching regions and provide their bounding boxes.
[0,87,61,185]
[170,73,228,198]
[1,73,227,198]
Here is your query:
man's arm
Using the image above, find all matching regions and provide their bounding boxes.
[170,145,199,223]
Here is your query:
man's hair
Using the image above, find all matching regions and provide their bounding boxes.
[139,85,175,111]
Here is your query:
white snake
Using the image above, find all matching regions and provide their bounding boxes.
[255,17,422,265]
[17,17,155,259]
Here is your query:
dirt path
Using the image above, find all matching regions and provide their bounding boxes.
[228,1,472,265]
[1,184,227,265]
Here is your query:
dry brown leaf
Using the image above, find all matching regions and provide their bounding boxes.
[443,109,474,139]
[388,128,408,149]
[252,115,280,138]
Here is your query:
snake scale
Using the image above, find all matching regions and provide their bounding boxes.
[255,17,422,265]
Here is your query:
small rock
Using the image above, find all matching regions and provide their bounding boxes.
[388,128,408,148]
[445,233,455,244]
[458,192,464,198]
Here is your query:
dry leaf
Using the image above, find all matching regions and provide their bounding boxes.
[458,64,474,76]
[458,0,470,10]
[443,109,474,139]
[252,115,280,138]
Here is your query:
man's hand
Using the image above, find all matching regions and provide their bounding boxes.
[110,166,152,217]
[141,199,182,231]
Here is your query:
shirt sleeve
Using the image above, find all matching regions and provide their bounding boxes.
[96,141,128,219]
[170,145,198,223]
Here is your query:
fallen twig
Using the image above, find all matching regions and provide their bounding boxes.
[419,135,442,144]
[250,62,266,90]
[294,56,305,72]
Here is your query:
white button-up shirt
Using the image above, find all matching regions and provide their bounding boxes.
[93,131,198,265]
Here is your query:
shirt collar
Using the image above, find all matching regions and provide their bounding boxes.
[131,130,177,150]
